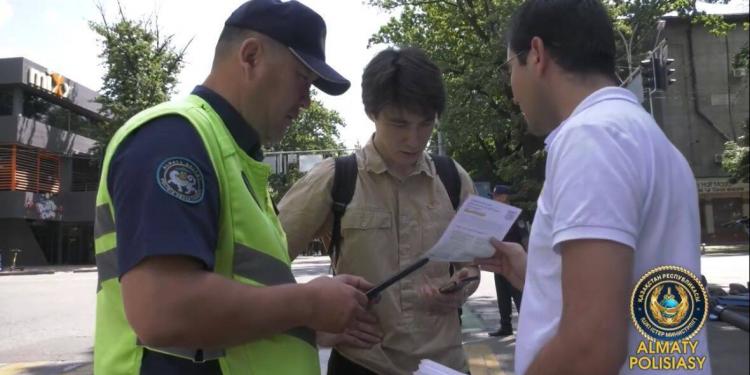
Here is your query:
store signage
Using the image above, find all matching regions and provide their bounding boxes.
[27,67,72,99]
[696,178,749,194]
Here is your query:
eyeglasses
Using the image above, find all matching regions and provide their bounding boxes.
[500,50,528,75]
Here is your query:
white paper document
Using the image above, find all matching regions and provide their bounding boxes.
[413,359,465,375]
[425,194,522,262]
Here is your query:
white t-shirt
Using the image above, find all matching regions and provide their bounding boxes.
[515,87,711,374]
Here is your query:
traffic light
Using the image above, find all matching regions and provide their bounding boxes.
[656,58,676,90]
[641,57,656,91]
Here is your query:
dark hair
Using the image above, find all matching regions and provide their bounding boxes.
[213,25,257,63]
[361,47,446,119]
[508,0,616,78]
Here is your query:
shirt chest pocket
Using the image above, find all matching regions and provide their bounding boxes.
[341,207,392,232]
[338,208,394,275]
[340,208,393,254]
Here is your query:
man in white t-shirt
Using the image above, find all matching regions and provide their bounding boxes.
[476,0,712,374]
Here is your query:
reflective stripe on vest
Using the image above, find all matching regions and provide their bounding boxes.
[95,244,317,349]
[136,339,226,363]
[233,244,296,285]
[94,95,319,374]
[94,204,116,239]
[96,249,118,292]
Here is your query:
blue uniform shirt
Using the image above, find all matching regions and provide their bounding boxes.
[107,86,263,374]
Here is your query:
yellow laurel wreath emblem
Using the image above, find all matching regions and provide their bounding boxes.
[631,265,708,341]
[649,284,690,327]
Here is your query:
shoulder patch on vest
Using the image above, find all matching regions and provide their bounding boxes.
[156,157,205,204]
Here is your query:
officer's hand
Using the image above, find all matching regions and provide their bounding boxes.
[316,311,382,349]
[475,238,526,290]
[333,274,375,293]
[305,275,369,333]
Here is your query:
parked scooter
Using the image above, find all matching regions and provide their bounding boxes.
[6,248,24,272]
[721,216,750,236]
[702,275,750,331]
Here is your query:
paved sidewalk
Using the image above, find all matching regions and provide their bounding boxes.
[461,296,517,375]
[458,253,750,375]
[0,266,96,277]
[0,254,746,374]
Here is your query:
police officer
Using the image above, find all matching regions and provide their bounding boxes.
[93,1,373,374]
[488,185,524,337]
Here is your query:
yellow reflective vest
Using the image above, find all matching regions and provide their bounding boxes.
[93,95,319,374]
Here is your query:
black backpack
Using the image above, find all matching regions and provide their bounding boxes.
[329,153,461,267]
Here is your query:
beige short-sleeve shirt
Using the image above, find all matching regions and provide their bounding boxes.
[279,138,476,375]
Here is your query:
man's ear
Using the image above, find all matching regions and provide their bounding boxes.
[528,36,549,76]
[238,37,262,78]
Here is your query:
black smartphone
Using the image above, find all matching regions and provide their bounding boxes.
[439,276,480,294]
[366,258,429,300]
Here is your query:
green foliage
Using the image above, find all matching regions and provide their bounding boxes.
[267,92,347,203]
[733,22,749,70]
[89,2,190,155]
[722,120,749,183]
[269,166,304,205]
[368,0,544,214]
[267,92,346,153]
[367,0,741,214]
[609,0,735,80]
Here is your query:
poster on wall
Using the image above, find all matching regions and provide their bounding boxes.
[24,192,63,220]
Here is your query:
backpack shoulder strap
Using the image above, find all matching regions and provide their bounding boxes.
[431,154,465,320]
[431,154,461,211]
[330,153,358,268]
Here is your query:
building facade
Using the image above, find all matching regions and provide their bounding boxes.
[660,10,750,244]
[0,57,102,266]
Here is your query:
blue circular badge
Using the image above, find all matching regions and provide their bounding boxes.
[631,266,708,342]
[156,157,205,204]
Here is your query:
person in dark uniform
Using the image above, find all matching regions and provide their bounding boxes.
[93,1,377,374]
[488,185,525,337]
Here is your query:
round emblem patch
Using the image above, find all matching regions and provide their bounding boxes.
[630,266,708,342]
[156,157,205,204]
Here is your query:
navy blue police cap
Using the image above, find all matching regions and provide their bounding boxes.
[225,0,351,96]
[493,185,512,195]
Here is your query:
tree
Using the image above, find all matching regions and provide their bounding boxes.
[89,2,190,155]
[610,0,736,81]
[368,0,543,215]
[734,20,750,71]
[266,91,346,153]
[268,93,347,203]
[722,120,749,183]
[367,0,739,214]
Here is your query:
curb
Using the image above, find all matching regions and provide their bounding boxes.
[0,270,55,277]
[72,269,98,273]
[0,268,96,276]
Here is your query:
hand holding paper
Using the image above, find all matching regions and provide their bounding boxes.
[476,238,527,290]
[363,195,521,299]
[425,195,522,262]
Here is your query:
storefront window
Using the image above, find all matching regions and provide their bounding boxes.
[72,156,101,192]
[0,145,61,193]
[22,92,98,139]
[0,89,13,116]
[713,198,746,243]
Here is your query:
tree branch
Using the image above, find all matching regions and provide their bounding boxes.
[458,0,489,43]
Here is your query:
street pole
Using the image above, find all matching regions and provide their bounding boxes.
[650,88,667,128]
[437,129,445,156]
[650,38,668,128]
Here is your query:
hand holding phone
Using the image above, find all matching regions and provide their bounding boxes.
[438,276,480,294]
[366,258,429,300]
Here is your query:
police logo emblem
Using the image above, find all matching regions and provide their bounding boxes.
[156,157,205,204]
[631,266,708,342]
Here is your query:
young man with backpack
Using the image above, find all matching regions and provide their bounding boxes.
[278,47,479,375]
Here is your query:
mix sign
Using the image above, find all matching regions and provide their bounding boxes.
[27,67,73,99]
